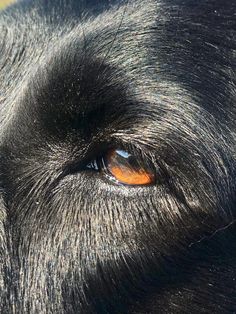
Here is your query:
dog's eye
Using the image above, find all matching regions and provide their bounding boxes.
[88,149,155,186]
[104,149,155,186]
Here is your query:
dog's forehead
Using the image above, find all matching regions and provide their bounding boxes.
[1,0,235,138]
[1,0,235,100]
[0,1,155,110]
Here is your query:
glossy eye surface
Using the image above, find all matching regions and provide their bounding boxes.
[102,149,155,186]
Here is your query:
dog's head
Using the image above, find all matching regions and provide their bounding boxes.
[1,0,236,313]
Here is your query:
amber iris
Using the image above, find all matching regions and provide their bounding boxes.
[105,149,155,186]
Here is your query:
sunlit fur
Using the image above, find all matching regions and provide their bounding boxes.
[1,0,236,313]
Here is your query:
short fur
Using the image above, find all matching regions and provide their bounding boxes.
[1,0,236,313]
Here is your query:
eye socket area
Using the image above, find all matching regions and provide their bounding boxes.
[88,148,156,186]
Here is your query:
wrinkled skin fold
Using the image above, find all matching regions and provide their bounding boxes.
[0,0,236,313]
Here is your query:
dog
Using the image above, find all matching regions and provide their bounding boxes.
[0,0,236,313]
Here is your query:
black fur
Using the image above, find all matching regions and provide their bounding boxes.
[1,0,236,313]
